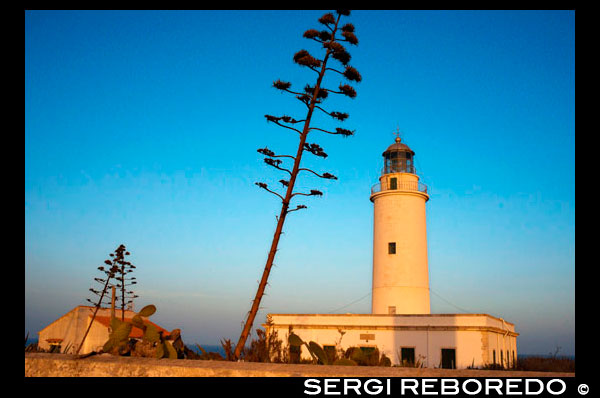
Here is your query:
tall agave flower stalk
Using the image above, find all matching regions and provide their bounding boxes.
[109,244,138,320]
[233,10,361,360]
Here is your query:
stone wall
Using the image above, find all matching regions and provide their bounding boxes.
[25,353,574,377]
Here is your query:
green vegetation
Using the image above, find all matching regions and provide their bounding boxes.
[102,304,181,359]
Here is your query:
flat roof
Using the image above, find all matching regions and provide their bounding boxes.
[267,313,515,327]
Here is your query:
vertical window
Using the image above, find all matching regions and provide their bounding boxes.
[500,350,504,366]
[388,306,396,315]
[389,177,398,190]
[493,350,496,364]
[401,347,415,366]
[441,349,456,369]
[388,242,396,254]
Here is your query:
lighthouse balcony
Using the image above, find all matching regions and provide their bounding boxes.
[371,179,428,195]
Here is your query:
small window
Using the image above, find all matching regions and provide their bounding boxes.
[388,306,396,315]
[493,350,496,364]
[389,177,398,190]
[441,348,456,369]
[360,346,376,356]
[500,350,504,366]
[388,242,396,254]
[401,347,415,366]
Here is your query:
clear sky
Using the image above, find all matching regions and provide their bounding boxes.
[25,10,574,356]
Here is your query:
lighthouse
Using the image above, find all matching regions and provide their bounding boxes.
[266,133,518,369]
[370,136,430,315]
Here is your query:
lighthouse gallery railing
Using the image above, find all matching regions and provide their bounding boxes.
[371,180,428,195]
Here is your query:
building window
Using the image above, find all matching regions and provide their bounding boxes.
[500,350,504,366]
[46,338,63,354]
[388,306,396,315]
[492,350,496,364]
[441,348,456,369]
[400,347,415,366]
[389,177,398,190]
[388,242,396,254]
[360,346,376,356]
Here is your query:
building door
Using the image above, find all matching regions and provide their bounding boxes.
[441,348,456,369]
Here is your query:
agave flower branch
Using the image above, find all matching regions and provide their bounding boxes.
[309,127,355,136]
[265,115,303,134]
[257,147,296,161]
[234,9,359,360]
[286,204,308,214]
[263,157,293,176]
[291,189,324,198]
[255,182,285,202]
[298,168,338,180]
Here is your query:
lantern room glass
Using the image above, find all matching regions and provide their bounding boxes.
[383,150,415,174]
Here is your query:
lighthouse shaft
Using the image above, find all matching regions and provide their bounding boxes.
[370,139,430,315]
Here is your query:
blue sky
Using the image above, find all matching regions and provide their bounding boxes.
[25,10,574,356]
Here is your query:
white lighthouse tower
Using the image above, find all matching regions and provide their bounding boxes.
[370,136,430,315]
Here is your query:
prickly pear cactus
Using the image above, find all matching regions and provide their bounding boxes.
[288,333,304,347]
[308,341,329,365]
[137,304,156,317]
[102,303,181,359]
[287,333,329,365]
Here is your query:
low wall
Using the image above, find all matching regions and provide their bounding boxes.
[25,353,574,377]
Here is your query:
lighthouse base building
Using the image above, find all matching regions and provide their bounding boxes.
[265,313,517,369]
[265,137,518,369]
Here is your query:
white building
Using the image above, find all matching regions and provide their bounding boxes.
[37,305,171,354]
[266,137,518,369]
